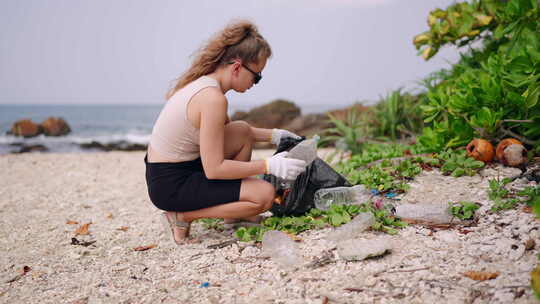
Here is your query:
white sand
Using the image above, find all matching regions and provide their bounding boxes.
[0,151,538,303]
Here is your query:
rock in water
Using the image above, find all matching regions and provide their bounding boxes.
[40,117,71,136]
[337,238,392,261]
[10,119,42,137]
[17,144,48,153]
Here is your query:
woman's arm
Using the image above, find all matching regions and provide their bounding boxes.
[251,126,302,145]
[250,126,272,143]
[198,89,266,180]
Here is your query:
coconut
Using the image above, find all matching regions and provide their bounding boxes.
[496,138,528,167]
[466,138,494,163]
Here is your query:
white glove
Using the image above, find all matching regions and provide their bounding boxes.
[271,129,301,145]
[265,151,307,180]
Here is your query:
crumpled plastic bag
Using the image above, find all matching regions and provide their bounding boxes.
[264,137,351,216]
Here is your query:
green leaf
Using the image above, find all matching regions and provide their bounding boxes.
[524,83,540,109]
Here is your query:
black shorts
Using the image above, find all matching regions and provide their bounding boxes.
[144,155,242,212]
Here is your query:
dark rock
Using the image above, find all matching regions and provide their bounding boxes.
[282,113,332,138]
[40,117,71,136]
[237,99,301,129]
[14,144,48,153]
[80,141,147,152]
[229,101,375,149]
[326,103,371,122]
[80,141,108,151]
[10,119,42,137]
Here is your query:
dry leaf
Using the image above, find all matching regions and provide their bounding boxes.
[106,213,114,219]
[523,206,532,213]
[463,271,499,281]
[66,220,78,225]
[525,239,536,251]
[133,244,157,251]
[72,297,89,304]
[74,222,92,236]
[458,228,473,235]
[285,232,302,242]
[117,226,129,232]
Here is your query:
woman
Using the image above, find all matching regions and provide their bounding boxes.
[145,20,307,245]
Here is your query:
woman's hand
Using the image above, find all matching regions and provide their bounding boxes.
[265,151,307,180]
[271,129,301,145]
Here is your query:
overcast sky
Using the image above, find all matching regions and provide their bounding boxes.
[0,0,462,112]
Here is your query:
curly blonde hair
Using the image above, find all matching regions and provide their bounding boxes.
[166,20,272,99]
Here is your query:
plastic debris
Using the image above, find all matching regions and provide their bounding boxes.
[314,185,372,210]
[262,230,303,268]
[326,212,375,241]
[384,192,397,198]
[337,238,392,261]
[394,203,455,224]
[281,135,319,189]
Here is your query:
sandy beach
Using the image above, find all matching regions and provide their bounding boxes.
[1,151,538,303]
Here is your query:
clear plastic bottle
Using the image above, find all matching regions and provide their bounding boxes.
[285,135,319,165]
[394,203,454,224]
[261,230,303,268]
[280,135,319,188]
[326,212,375,241]
[314,185,372,210]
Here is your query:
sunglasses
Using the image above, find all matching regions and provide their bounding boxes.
[229,61,262,84]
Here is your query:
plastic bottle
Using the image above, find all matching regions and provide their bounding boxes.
[314,185,372,210]
[326,212,375,241]
[280,135,319,189]
[394,203,454,224]
[261,230,303,268]
[285,135,320,166]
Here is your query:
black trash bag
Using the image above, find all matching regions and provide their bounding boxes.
[263,137,352,217]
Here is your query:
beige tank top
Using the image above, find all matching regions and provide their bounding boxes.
[149,76,220,162]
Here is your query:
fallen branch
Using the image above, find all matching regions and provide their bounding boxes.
[500,119,534,123]
[387,267,430,273]
[500,126,536,145]
[207,239,237,249]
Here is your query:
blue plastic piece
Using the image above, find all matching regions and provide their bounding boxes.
[200,282,210,288]
[385,192,397,198]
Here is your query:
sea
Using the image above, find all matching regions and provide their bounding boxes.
[0,104,163,154]
[0,103,335,154]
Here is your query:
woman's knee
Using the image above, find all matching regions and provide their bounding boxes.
[257,182,275,214]
[239,178,275,207]
[225,120,254,141]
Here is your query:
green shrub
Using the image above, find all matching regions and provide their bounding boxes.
[373,89,425,141]
[414,0,540,154]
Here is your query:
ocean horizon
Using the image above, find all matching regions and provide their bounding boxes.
[0,103,350,154]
